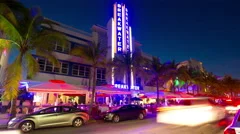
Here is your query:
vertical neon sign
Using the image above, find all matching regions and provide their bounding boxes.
[116,3,123,53]
[112,2,135,89]
[125,8,130,52]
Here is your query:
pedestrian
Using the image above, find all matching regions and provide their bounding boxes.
[59,100,63,106]
[74,101,78,108]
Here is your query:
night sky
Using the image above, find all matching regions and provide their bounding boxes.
[20,0,240,78]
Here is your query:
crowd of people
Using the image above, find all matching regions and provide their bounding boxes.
[58,99,78,108]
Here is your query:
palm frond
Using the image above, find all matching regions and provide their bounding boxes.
[3,55,22,100]
[24,52,39,79]
[0,15,22,43]
[0,3,18,26]
[0,0,28,15]
[0,38,18,50]
[32,30,67,50]
[25,13,42,40]
[36,49,60,67]
[71,46,91,61]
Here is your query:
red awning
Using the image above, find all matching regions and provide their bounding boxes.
[96,93,109,97]
[63,94,86,97]
[28,80,87,94]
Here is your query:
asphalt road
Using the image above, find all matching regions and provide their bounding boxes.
[13,114,224,134]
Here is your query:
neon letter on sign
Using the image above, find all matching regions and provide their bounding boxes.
[116,3,122,53]
[114,84,140,90]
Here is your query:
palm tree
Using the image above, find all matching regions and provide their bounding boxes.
[204,73,222,96]
[71,41,108,111]
[0,4,67,119]
[148,58,177,105]
[112,49,144,92]
[177,66,192,93]
[149,57,162,105]
[222,75,240,98]
[110,49,145,104]
[188,67,206,94]
[164,60,180,93]
[190,70,221,96]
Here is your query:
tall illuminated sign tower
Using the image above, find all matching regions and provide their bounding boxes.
[110,2,137,90]
[112,2,133,55]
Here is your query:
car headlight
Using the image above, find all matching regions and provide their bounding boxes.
[8,117,21,125]
[107,113,114,118]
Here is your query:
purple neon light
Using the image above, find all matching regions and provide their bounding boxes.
[116,3,123,53]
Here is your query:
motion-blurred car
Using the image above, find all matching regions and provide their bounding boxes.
[8,106,89,133]
[157,98,226,126]
[224,110,240,134]
[104,105,146,123]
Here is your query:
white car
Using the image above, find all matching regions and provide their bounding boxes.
[157,98,226,126]
[224,110,240,134]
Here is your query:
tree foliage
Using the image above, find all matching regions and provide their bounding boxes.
[0,0,66,118]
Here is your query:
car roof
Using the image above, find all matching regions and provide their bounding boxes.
[39,106,75,110]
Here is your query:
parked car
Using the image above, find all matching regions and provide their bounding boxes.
[224,109,240,134]
[8,106,89,133]
[104,105,146,123]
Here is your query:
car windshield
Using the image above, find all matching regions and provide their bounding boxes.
[30,107,47,114]
[32,107,57,114]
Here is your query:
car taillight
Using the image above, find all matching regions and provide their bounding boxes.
[224,128,236,134]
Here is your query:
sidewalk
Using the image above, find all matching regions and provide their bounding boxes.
[0,119,8,129]
[0,114,24,129]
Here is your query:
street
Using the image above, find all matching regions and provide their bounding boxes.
[19,114,225,134]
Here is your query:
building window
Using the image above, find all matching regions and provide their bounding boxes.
[38,58,46,71]
[72,64,90,78]
[97,68,106,81]
[54,42,70,53]
[37,58,69,74]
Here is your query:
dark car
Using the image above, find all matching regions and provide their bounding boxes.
[104,105,146,123]
[8,106,89,133]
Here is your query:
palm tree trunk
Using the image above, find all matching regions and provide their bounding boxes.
[9,99,17,120]
[89,67,96,114]
[156,77,160,106]
[186,84,189,93]
[88,69,92,91]
[9,52,24,119]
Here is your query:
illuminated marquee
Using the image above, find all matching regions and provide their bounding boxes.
[116,4,123,53]
[114,84,140,90]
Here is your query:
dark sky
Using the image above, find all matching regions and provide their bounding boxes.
[20,0,240,78]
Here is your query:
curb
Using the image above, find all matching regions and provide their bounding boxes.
[88,119,97,124]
